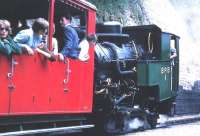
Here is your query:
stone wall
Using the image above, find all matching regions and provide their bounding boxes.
[175,90,200,115]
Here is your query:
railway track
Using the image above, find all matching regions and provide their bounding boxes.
[83,114,200,136]
[1,114,200,136]
[115,114,200,136]
[157,114,200,128]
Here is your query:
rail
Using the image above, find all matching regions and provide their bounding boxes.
[0,125,94,136]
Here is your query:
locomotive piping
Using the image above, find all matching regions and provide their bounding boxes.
[101,42,134,75]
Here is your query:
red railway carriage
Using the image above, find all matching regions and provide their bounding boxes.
[0,0,96,134]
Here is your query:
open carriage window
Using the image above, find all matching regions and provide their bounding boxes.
[0,0,49,36]
[170,35,177,61]
[54,0,87,51]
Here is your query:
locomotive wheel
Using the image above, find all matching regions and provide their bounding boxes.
[103,110,152,134]
[104,113,123,134]
[147,113,158,128]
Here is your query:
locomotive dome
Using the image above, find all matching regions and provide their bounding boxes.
[96,21,129,42]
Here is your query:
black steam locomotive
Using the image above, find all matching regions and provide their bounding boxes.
[93,22,179,133]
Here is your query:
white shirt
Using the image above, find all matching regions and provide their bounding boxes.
[52,37,58,55]
[78,39,89,61]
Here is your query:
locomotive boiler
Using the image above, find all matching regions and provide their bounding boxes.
[93,23,179,133]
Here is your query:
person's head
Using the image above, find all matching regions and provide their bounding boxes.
[87,34,97,44]
[0,19,11,39]
[32,18,49,35]
[59,13,72,27]
[2,20,12,34]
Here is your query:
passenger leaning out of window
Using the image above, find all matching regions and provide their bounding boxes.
[14,18,55,60]
[0,19,22,57]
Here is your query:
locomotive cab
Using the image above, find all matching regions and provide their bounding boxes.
[123,25,179,100]
[123,25,162,60]
[124,25,179,114]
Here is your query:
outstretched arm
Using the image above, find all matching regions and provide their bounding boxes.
[14,30,34,55]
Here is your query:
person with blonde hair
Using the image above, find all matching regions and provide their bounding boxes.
[0,19,22,56]
[14,18,56,61]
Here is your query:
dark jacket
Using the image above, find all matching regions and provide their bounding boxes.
[0,37,22,56]
[61,25,80,59]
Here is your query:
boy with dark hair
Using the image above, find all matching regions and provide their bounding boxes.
[58,13,80,61]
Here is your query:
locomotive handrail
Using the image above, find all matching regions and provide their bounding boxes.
[131,40,139,59]
[110,58,137,62]
[110,59,174,63]
[137,60,173,63]
[148,32,154,53]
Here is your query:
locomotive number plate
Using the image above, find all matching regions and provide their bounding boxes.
[161,66,171,74]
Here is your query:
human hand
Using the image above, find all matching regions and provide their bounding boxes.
[25,46,34,55]
[37,43,46,49]
[49,53,56,62]
[58,53,64,61]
